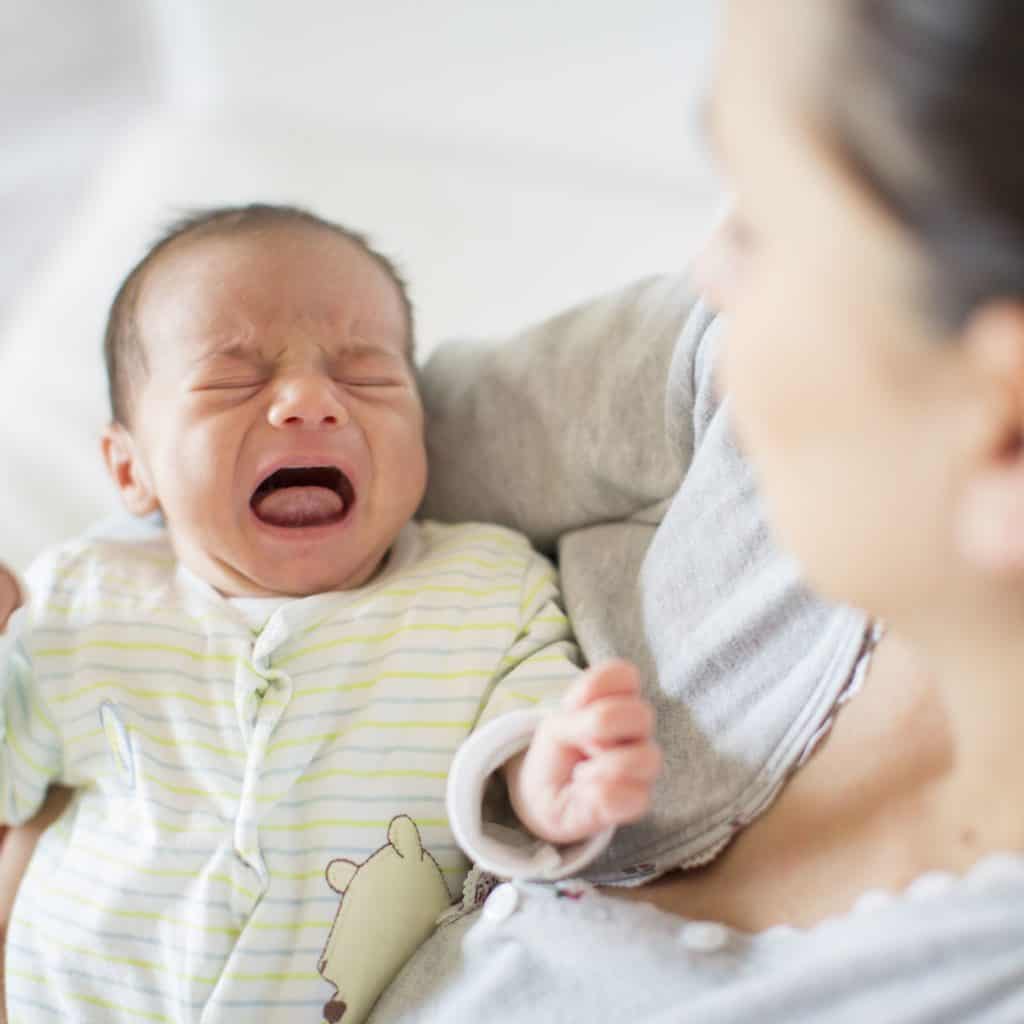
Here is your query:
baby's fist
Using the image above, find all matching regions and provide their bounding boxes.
[506,660,662,845]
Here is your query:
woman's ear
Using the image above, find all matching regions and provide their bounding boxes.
[955,303,1024,573]
[101,422,160,518]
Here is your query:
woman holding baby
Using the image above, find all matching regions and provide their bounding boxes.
[370,1,1024,1019]
[5,0,1024,1020]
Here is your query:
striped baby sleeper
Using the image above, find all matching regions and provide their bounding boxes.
[1,520,580,1023]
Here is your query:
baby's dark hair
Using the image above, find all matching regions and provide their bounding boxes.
[103,203,414,425]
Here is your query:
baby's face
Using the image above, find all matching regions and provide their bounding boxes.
[106,225,427,596]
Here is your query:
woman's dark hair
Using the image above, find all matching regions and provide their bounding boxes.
[830,0,1024,327]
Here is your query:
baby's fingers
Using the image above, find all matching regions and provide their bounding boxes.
[556,696,655,756]
[573,778,654,829]
[572,742,663,787]
[562,659,641,712]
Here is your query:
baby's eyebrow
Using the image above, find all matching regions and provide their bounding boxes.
[189,336,405,366]
[337,338,405,361]
[188,338,264,366]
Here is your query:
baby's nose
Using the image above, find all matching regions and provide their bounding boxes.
[268,376,349,429]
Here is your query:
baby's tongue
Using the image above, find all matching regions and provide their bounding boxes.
[254,486,343,527]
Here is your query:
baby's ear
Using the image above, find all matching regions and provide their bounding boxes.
[101,423,160,517]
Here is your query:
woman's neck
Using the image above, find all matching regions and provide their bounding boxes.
[605,628,1024,932]
[911,622,1024,856]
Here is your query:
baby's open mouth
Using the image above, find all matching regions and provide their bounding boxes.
[250,466,355,528]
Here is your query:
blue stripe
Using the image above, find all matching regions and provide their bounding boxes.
[3,993,64,1018]
[8,676,61,761]
[208,997,328,1009]
[29,849,342,911]
[63,702,229,732]
[264,841,462,859]
[71,745,245,785]
[269,791,439,810]
[310,601,519,630]
[59,821,218,859]
[290,648,504,676]
[8,942,200,1006]
[35,641,504,688]
[263,745,452,782]
[63,815,461,862]
[36,663,237,686]
[35,611,243,642]
[11,904,323,959]
[9,749,50,802]
[106,793,231,822]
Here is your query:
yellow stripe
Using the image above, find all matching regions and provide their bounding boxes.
[379,583,519,599]
[35,639,238,663]
[521,573,557,614]
[105,813,454,836]
[280,621,516,664]
[53,680,235,709]
[268,767,446,796]
[500,690,543,705]
[64,724,243,761]
[72,994,171,1022]
[292,667,489,701]
[266,720,469,755]
[261,858,468,883]
[222,970,320,983]
[130,725,240,760]
[420,553,522,572]
[8,727,51,779]
[139,770,238,799]
[261,816,448,833]
[6,968,173,1022]
[47,885,242,937]
[8,921,218,984]
[311,667,486,688]
[67,843,260,901]
[518,651,576,664]
[246,918,333,932]
[42,599,235,631]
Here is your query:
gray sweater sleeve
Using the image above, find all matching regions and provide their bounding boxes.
[418,273,695,553]
[420,281,868,880]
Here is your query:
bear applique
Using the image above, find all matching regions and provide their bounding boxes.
[317,814,452,1023]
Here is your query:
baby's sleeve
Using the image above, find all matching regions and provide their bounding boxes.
[471,551,582,732]
[446,551,614,880]
[0,614,63,826]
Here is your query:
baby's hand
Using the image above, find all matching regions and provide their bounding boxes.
[505,660,662,846]
[0,566,21,633]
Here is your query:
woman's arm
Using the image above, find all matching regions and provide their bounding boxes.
[419,273,697,552]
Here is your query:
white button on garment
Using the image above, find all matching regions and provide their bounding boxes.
[680,921,730,953]
[483,883,520,923]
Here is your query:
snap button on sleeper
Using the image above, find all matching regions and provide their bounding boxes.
[679,921,729,953]
[483,883,520,923]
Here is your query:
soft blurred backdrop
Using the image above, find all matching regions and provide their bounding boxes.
[0,0,721,569]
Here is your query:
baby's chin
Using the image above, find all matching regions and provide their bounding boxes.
[173,541,387,599]
[223,556,387,599]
